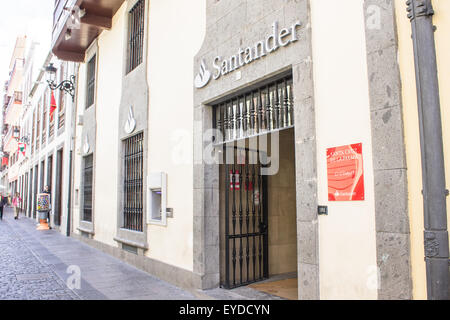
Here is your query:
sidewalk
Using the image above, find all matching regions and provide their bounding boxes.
[0,208,282,300]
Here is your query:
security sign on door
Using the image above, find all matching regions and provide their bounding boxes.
[327,143,365,201]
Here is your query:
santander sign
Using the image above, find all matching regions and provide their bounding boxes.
[194,20,302,89]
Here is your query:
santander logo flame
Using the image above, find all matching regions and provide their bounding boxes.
[124,106,136,134]
[194,60,211,89]
[83,136,90,154]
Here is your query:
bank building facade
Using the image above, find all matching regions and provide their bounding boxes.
[45,0,449,300]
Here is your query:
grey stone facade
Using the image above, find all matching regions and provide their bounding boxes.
[193,0,319,298]
[192,0,413,300]
[363,0,413,299]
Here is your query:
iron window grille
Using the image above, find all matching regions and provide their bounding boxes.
[213,75,294,144]
[42,91,48,145]
[31,111,35,153]
[36,103,41,149]
[123,132,144,232]
[33,166,38,219]
[86,55,96,109]
[82,154,94,222]
[127,0,145,74]
[55,149,64,225]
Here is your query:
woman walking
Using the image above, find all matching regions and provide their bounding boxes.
[12,192,22,220]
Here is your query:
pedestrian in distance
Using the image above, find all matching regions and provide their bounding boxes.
[41,185,51,227]
[12,192,22,220]
[0,193,6,220]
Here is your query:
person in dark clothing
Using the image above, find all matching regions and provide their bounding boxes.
[0,193,7,220]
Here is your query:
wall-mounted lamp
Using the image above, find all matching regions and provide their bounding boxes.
[12,126,30,144]
[65,29,72,41]
[45,63,76,102]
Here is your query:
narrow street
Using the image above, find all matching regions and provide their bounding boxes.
[0,207,281,300]
[0,207,196,300]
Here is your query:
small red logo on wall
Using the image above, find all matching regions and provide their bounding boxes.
[327,143,365,201]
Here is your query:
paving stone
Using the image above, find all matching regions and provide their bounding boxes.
[0,208,280,300]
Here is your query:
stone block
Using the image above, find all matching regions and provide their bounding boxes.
[297,263,319,300]
[297,221,318,265]
[374,169,410,234]
[370,106,406,170]
[364,0,397,54]
[366,45,402,111]
[376,232,412,299]
[205,216,220,247]
[204,245,220,274]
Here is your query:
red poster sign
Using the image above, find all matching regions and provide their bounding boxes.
[327,143,365,201]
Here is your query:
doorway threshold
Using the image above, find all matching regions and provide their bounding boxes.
[248,272,298,300]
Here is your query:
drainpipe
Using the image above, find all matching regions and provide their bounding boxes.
[407,0,449,300]
[66,62,79,237]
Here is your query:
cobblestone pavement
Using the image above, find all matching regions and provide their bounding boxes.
[0,208,197,300]
[0,210,79,300]
[0,208,281,300]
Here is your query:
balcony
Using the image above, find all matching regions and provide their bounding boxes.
[52,0,126,62]
[4,91,22,120]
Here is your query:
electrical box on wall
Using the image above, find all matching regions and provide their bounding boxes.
[147,172,167,226]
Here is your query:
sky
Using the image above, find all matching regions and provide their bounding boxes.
[0,0,53,95]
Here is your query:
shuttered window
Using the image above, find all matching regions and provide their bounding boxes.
[86,55,96,109]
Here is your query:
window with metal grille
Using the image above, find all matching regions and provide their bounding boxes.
[49,103,55,137]
[42,91,48,144]
[213,74,294,144]
[82,154,93,222]
[36,103,41,149]
[55,149,64,225]
[126,0,145,74]
[86,55,96,109]
[31,111,35,154]
[123,132,144,232]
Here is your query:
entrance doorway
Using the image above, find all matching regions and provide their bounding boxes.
[219,129,298,298]
[220,145,269,289]
[213,73,298,298]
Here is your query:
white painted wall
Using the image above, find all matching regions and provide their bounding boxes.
[145,0,206,271]
[91,4,126,246]
[311,0,378,299]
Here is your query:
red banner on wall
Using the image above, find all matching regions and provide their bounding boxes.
[327,143,365,201]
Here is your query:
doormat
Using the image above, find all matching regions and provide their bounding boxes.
[249,278,298,300]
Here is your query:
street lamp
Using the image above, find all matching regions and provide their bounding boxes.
[45,63,76,102]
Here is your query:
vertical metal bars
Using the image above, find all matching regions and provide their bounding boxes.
[36,103,41,150]
[86,55,96,108]
[127,0,145,74]
[213,75,293,144]
[33,165,38,219]
[123,132,144,232]
[55,149,64,225]
[82,154,93,222]
[222,147,269,289]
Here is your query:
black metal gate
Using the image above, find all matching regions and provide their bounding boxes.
[221,147,268,289]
